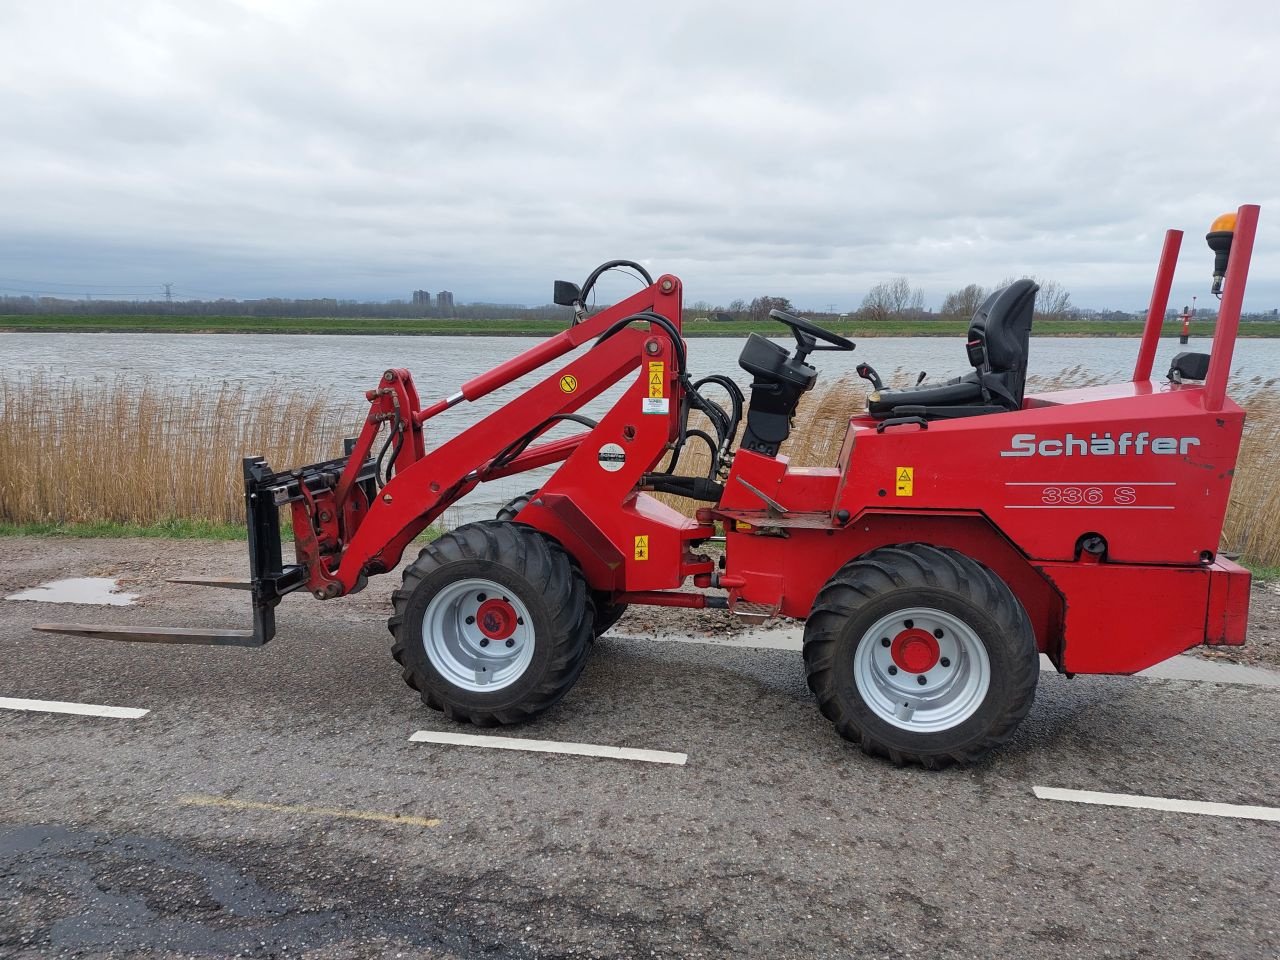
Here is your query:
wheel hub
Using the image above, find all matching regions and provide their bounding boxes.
[891,628,940,674]
[476,598,518,640]
[854,606,992,733]
[421,577,535,692]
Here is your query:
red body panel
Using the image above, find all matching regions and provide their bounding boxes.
[1205,557,1251,647]
[833,383,1244,565]
[1033,557,1250,673]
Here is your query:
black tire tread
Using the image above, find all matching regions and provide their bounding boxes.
[803,543,1037,769]
[388,520,593,725]
[495,490,627,637]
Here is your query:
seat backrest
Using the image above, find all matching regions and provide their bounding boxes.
[968,279,1038,405]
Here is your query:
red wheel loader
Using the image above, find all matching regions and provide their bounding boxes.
[38,208,1259,767]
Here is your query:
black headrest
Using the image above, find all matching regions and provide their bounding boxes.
[968,279,1038,372]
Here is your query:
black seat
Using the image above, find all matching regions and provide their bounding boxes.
[867,279,1039,420]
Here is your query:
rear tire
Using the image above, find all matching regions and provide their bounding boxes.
[389,521,593,725]
[803,544,1037,768]
[496,490,628,637]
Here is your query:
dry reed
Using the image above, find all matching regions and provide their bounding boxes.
[0,375,356,526]
[1223,387,1280,566]
[1,370,1275,567]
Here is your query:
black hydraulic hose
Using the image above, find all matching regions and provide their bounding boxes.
[681,428,720,475]
[686,377,732,440]
[692,374,744,437]
[690,375,742,470]
[374,430,395,487]
[593,309,736,477]
[666,381,731,478]
[490,413,599,471]
[594,310,687,373]
[579,259,654,303]
[374,414,403,488]
[664,387,694,474]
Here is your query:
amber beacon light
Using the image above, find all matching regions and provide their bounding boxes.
[1206,211,1237,296]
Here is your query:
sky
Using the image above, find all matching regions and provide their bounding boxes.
[1,1,1278,312]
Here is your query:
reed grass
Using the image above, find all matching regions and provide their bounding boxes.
[1223,388,1280,566]
[0,376,356,527]
[0,370,1275,566]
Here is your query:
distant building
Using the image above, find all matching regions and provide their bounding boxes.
[412,289,431,305]
[436,290,455,312]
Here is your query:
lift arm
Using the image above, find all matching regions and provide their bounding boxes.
[35,274,688,646]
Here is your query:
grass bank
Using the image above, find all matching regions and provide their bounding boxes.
[1244,563,1280,582]
[3,313,1278,338]
[0,518,247,539]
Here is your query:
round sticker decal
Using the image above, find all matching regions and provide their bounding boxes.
[597,443,626,472]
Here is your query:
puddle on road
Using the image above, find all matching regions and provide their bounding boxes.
[5,577,139,606]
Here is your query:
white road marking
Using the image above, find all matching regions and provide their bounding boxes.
[409,730,687,765]
[0,696,149,719]
[1034,786,1280,823]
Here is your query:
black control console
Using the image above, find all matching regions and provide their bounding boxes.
[736,311,854,457]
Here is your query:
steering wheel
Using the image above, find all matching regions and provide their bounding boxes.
[769,308,855,361]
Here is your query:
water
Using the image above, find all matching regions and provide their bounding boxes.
[4,330,1277,396]
[5,577,138,606]
[4,330,1276,521]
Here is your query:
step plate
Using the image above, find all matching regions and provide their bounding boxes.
[730,600,780,625]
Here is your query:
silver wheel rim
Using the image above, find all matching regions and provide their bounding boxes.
[422,577,535,692]
[853,606,991,732]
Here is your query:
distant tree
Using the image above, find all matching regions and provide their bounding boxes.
[684,300,714,323]
[940,283,987,319]
[1037,280,1072,320]
[747,295,794,323]
[727,298,747,318]
[997,276,1073,321]
[860,277,926,321]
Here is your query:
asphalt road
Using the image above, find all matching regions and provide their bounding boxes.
[1,538,1278,959]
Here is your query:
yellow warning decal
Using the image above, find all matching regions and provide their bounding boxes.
[634,535,649,560]
[895,466,914,496]
[648,361,664,399]
[559,374,578,394]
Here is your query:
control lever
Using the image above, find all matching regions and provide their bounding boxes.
[915,371,927,386]
[856,362,884,391]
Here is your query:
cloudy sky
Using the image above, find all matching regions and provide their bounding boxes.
[1,1,1277,311]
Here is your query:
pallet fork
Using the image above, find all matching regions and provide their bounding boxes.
[33,455,368,646]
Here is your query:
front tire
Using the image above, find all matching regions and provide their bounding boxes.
[803,544,1037,768]
[496,490,628,637]
[389,521,593,725]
